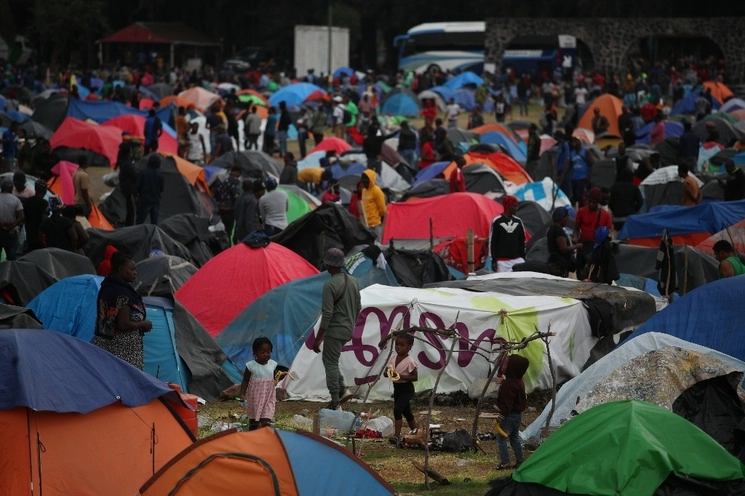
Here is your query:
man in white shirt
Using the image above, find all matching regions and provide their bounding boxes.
[444,98,460,128]
[332,96,346,138]
[574,83,589,106]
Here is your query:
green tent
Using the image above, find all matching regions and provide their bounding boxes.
[238,94,266,106]
[280,187,313,224]
[514,400,745,495]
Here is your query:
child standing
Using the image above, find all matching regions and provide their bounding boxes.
[496,354,530,470]
[385,333,419,446]
[239,337,277,431]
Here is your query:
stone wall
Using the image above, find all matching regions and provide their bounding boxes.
[485,18,745,83]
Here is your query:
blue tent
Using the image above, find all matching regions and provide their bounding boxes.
[636,121,684,145]
[618,200,745,240]
[268,83,327,107]
[0,328,176,413]
[413,161,450,186]
[670,89,722,116]
[628,276,745,360]
[28,275,189,393]
[216,253,399,382]
[330,161,366,179]
[136,85,160,102]
[454,88,476,111]
[429,85,456,103]
[380,92,420,117]
[68,99,174,126]
[444,71,484,90]
[480,131,527,163]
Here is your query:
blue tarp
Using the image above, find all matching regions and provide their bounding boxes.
[635,121,684,145]
[216,253,399,383]
[628,275,745,360]
[28,275,190,393]
[67,99,174,126]
[277,430,396,496]
[0,328,175,413]
[618,200,745,240]
[380,93,420,117]
[480,131,527,162]
[670,89,722,116]
[268,83,326,107]
[444,71,484,90]
[413,161,450,186]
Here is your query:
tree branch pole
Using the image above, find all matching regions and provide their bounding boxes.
[540,323,558,439]
[423,324,459,490]
[467,228,475,274]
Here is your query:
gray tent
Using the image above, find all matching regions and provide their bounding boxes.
[18,248,96,279]
[84,224,196,267]
[405,179,450,198]
[464,164,505,194]
[158,214,215,267]
[0,260,58,306]
[516,200,552,237]
[211,150,281,178]
[135,255,198,297]
[0,304,43,329]
[694,116,742,147]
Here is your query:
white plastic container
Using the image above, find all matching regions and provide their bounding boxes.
[363,416,394,437]
[319,408,356,431]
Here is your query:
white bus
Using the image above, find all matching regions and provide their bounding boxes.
[393,22,576,76]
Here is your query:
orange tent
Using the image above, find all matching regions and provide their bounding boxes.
[703,81,734,104]
[577,94,624,139]
[138,428,396,496]
[441,151,532,185]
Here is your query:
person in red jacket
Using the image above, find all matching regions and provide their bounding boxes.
[419,136,437,170]
[573,187,612,279]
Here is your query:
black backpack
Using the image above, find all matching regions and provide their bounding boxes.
[342,107,352,125]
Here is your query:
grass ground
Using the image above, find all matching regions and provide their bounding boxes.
[196,389,551,495]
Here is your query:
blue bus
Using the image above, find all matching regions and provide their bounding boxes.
[393,22,576,76]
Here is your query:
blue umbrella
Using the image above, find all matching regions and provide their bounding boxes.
[268,83,326,107]
[333,67,354,78]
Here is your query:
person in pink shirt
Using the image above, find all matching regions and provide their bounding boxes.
[382,333,419,447]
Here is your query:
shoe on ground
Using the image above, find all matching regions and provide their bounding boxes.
[339,388,356,403]
[324,401,340,411]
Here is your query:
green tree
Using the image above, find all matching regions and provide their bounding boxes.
[31,0,109,69]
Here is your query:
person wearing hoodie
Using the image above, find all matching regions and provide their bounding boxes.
[496,354,529,470]
[359,169,387,240]
[136,154,165,225]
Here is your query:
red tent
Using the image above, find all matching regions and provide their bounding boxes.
[696,219,745,255]
[50,117,122,167]
[309,137,351,156]
[102,114,178,154]
[382,192,503,244]
[175,243,319,337]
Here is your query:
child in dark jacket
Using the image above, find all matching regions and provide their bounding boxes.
[496,354,530,470]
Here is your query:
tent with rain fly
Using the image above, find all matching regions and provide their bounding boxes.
[27,275,233,400]
[383,192,503,244]
[494,400,745,496]
[175,242,319,337]
[272,202,376,269]
[380,88,421,117]
[576,94,624,139]
[618,199,745,247]
[0,329,194,496]
[216,250,398,381]
[137,428,396,496]
[284,284,594,401]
